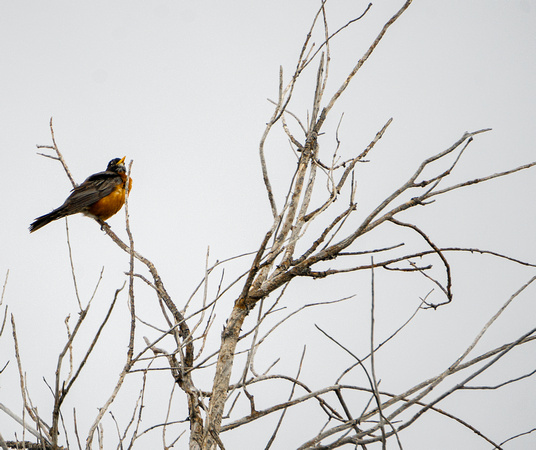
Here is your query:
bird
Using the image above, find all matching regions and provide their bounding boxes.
[29,157,132,233]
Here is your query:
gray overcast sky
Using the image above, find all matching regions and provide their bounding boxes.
[1,1,536,449]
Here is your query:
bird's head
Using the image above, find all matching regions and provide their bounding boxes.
[107,156,127,174]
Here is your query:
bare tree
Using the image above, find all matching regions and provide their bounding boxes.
[3,1,536,449]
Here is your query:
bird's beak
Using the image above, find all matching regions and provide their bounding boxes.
[118,156,126,164]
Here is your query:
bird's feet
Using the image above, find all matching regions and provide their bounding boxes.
[96,218,110,231]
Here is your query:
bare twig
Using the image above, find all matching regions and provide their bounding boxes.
[264,346,307,449]
[369,260,387,449]
[36,117,77,188]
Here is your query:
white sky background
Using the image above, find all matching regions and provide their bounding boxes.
[1,1,536,449]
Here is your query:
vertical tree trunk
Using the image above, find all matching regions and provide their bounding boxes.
[200,303,249,449]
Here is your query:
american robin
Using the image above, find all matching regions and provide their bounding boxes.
[30,157,132,233]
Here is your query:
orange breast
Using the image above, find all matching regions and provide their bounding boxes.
[88,176,132,221]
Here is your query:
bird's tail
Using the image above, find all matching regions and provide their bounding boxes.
[29,207,68,233]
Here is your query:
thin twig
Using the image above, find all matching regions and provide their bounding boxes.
[36,117,77,188]
[369,259,387,449]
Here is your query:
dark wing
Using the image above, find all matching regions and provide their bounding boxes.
[60,171,122,211]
